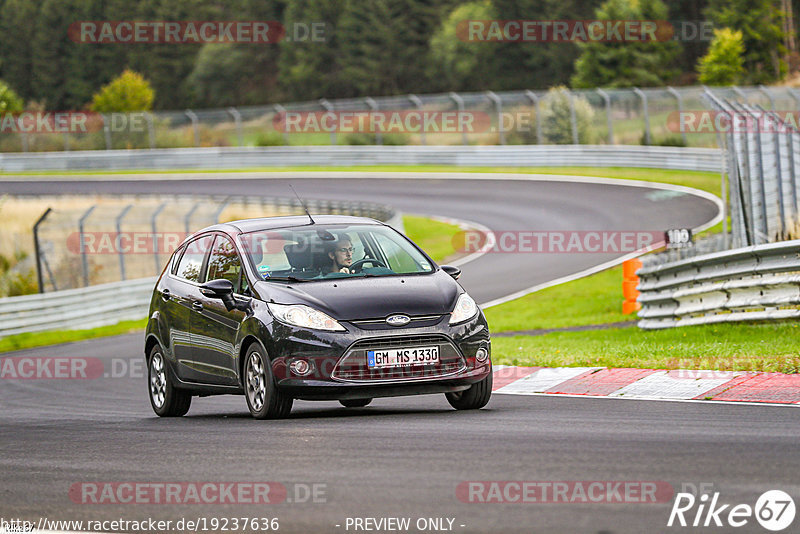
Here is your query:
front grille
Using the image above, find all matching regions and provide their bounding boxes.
[350,315,444,330]
[332,334,465,382]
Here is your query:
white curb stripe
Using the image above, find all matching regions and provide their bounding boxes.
[608,371,735,400]
[494,367,600,395]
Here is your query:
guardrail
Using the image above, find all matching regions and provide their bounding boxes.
[0,277,156,337]
[637,240,800,329]
[0,145,723,173]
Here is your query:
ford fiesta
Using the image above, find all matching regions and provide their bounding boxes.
[144,215,492,419]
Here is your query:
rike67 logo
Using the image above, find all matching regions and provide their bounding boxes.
[668,489,795,531]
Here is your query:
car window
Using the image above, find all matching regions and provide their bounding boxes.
[175,235,213,283]
[206,235,246,294]
[373,232,419,272]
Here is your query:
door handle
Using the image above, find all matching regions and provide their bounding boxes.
[192,301,203,312]
[160,289,170,301]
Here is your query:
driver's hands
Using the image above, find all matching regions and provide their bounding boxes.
[339,267,351,274]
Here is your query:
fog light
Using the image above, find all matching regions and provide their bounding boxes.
[476,347,489,362]
[289,359,313,376]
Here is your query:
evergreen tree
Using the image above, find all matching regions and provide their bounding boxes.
[31,0,85,108]
[697,27,745,85]
[0,0,41,101]
[706,0,787,83]
[571,0,681,88]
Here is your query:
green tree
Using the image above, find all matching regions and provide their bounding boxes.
[486,0,604,91]
[571,0,681,88]
[0,0,41,101]
[428,1,494,91]
[698,28,745,85]
[0,80,24,112]
[31,0,85,108]
[539,86,595,144]
[706,0,787,83]
[278,0,348,100]
[90,70,154,112]
[338,0,441,96]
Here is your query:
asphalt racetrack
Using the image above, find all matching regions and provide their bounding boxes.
[4,173,797,533]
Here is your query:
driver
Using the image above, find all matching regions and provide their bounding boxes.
[326,235,354,274]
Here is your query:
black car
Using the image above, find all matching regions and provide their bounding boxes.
[144,215,491,419]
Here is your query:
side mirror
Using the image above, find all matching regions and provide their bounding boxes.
[440,265,461,280]
[200,279,237,310]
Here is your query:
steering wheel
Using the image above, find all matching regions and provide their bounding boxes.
[349,257,387,272]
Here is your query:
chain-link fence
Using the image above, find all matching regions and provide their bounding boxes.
[5,85,800,152]
[27,194,396,292]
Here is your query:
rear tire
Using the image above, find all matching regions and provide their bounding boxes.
[446,372,492,410]
[148,345,191,417]
[339,398,372,408]
[244,343,293,419]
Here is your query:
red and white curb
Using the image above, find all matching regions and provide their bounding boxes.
[492,366,800,405]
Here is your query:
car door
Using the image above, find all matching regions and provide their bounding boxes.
[165,234,214,382]
[191,233,248,386]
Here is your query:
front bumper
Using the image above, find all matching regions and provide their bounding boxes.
[266,314,491,400]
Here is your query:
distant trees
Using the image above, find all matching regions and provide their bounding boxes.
[90,70,154,112]
[571,0,680,88]
[698,28,745,85]
[705,0,787,83]
[0,0,796,110]
[0,80,24,112]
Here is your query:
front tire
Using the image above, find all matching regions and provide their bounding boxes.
[446,372,492,410]
[148,345,191,417]
[339,398,372,408]
[244,343,293,419]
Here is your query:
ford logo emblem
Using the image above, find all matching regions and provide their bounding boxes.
[386,314,411,326]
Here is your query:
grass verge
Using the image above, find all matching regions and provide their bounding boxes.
[402,215,462,263]
[491,323,800,374]
[0,318,147,353]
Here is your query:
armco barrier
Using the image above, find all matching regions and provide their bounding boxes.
[0,145,723,173]
[637,240,800,329]
[0,277,156,337]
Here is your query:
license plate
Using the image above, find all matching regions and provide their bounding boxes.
[367,346,439,368]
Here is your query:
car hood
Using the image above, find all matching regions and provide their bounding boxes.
[254,271,460,321]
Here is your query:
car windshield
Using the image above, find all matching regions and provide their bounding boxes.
[239,223,434,281]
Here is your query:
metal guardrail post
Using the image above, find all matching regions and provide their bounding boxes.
[227,107,244,147]
[78,205,97,287]
[63,132,70,152]
[365,97,382,145]
[319,99,336,145]
[185,110,200,147]
[732,86,746,102]
[524,90,542,144]
[273,104,290,145]
[20,132,28,152]
[145,112,156,149]
[102,114,112,150]
[633,88,651,145]
[596,89,613,144]
[562,88,579,144]
[214,197,231,223]
[758,85,775,110]
[667,86,687,145]
[757,105,787,236]
[449,92,468,146]
[486,91,505,145]
[184,201,201,235]
[750,107,769,242]
[115,204,133,280]
[408,95,425,146]
[33,207,52,293]
[151,202,167,275]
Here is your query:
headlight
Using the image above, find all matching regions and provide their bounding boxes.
[449,293,478,325]
[268,303,346,331]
